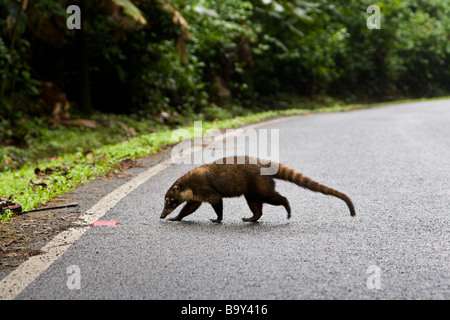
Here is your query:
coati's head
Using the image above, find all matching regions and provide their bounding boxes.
[160,183,183,219]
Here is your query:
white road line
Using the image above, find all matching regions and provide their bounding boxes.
[0,227,88,300]
[0,117,286,300]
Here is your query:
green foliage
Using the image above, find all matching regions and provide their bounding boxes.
[394,0,450,96]
[2,0,449,116]
[0,0,41,114]
[329,0,450,99]
[248,0,349,95]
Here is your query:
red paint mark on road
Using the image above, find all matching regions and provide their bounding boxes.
[92,220,118,226]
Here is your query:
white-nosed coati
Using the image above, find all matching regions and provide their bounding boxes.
[160,156,356,223]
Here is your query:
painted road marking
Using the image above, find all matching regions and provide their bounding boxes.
[92,220,119,226]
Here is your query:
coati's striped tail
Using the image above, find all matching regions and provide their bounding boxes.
[274,164,356,217]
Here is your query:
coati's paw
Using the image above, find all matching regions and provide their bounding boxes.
[167,217,181,221]
[242,217,259,223]
[210,219,222,223]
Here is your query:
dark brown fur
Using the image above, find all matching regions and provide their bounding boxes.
[160,156,355,222]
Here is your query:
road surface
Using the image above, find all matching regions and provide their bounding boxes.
[2,99,449,300]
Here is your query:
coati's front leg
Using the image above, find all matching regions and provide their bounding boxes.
[167,201,202,221]
[210,199,223,223]
[243,196,263,222]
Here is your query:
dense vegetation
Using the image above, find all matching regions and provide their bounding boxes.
[1,0,449,168]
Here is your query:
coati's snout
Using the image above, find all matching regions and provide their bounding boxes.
[160,208,171,219]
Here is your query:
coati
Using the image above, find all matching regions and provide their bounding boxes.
[160,156,355,223]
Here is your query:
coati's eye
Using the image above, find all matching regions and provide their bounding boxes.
[165,197,177,206]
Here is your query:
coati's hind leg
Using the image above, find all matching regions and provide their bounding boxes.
[167,201,202,221]
[264,191,291,219]
[210,199,223,223]
[243,196,263,222]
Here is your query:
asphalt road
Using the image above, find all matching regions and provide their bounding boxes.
[7,100,450,299]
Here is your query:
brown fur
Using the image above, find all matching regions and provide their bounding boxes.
[160,156,355,222]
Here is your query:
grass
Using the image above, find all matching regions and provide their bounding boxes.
[1,96,448,221]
